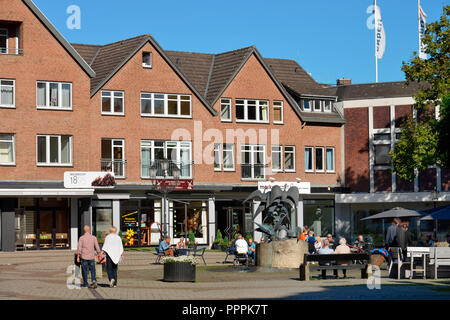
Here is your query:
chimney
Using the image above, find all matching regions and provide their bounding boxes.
[337,78,352,86]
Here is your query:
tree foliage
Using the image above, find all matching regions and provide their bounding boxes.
[392,6,450,181]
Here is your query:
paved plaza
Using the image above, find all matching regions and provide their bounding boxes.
[0,250,449,300]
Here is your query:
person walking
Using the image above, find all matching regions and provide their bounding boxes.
[386,218,399,248]
[101,226,124,288]
[77,225,101,288]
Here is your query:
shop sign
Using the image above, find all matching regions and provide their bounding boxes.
[257,181,311,194]
[64,172,116,189]
[154,179,194,190]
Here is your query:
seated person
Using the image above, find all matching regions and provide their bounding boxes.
[260,237,265,244]
[176,237,187,256]
[318,240,334,279]
[314,236,323,253]
[159,236,174,256]
[353,235,366,252]
[247,237,256,260]
[235,234,248,255]
[326,234,336,250]
[334,238,352,278]
[299,226,309,241]
[306,230,316,254]
[426,234,435,247]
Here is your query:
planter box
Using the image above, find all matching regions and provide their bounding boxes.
[163,262,196,282]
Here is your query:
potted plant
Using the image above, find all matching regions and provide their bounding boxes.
[187,231,196,248]
[212,229,223,250]
[163,256,197,282]
[220,236,230,251]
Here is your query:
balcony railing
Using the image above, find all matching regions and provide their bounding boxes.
[101,159,127,178]
[0,47,23,55]
[141,159,192,179]
[241,164,266,180]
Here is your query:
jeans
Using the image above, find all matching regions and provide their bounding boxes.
[105,253,118,285]
[81,259,96,286]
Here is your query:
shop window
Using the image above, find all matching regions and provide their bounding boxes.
[171,201,207,243]
[303,199,335,237]
[120,199,157,247]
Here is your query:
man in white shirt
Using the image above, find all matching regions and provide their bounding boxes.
[235,234,248,254]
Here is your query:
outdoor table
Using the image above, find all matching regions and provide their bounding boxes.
[175,248,191,256]
[407,247,430,279]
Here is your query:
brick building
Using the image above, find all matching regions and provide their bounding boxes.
[0,0,345,251]
[328,80,450,243]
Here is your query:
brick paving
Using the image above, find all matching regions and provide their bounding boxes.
[0,250,449,300]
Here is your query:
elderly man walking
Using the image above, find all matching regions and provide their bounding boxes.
[77,225,101,288]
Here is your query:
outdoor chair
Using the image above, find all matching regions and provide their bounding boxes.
[154,247,168,264]
[222,247,235,264]
[193,247,207,265]
[388,247,410,279]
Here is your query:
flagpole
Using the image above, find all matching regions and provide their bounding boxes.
[375,0,378,83]
[418,0,421,56]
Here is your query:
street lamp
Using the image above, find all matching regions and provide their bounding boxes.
[149,158,180,239]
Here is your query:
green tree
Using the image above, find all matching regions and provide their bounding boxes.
[392,5,450,181]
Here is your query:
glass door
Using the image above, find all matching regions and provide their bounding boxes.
[55,210,69,249]
[39,210,54,249]
[93,207,113,245]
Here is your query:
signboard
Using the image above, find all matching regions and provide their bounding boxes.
[64,172,116,189]
[257,181,311,194]
[154,179,194,190]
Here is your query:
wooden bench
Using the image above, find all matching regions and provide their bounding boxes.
[299,253,372,281]
[429,247,450,279]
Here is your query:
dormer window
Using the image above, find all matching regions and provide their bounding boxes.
[314,100,321,112]
[324,100,332,112]
[302,99,312,111]
[301,99,334,112]
[142,51,152,68]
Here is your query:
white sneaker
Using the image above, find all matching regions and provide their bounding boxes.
[110,279,115,288]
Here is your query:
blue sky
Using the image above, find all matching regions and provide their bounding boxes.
[34,0,448,85]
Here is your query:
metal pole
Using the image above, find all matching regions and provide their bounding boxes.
[185,203,188,239]
[382,218,385,246]
[374,0,378,83]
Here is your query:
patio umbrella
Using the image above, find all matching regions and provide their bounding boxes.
[420,205,450,221]
[361,207,422,221]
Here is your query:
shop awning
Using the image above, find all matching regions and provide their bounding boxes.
[0,188,95,197]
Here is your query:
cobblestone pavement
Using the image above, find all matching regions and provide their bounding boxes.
[0,250,449,300]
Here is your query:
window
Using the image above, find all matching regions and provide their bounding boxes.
[284,146,295,172]
[235,99,269,122]
[373,133,391,142]
[36,82,72,109]
[140,93,191,117]
[101,139,125,177]
[374,145,391,165]
[314,100,321,112]
[141,140,192,178]
[315,147,324,172]
[271,145,282,172]
[0,133,15,165]
[324,100,332,112]
[305,147,313,172]
[142,52,152,68]
[302,99,312,111]
[101,91,124,115]
[213,143,235,171]
[273,101,283,123]
[0,29,7,54]
[220,98,232,122]
[241,145,265,180]
[37,135,72,166]
[326,147,335,172]
[0,79,14,107]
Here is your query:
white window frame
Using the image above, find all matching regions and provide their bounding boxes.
[36,134,72,166]
[142,51,152,68]
[241,144,266,181]
[0,133,15,165]
[271,145,283,172]
[314,100,322,112]
[0,28,8,54]
[223,144,235,171]
[140,92,191,118]
[235,99,269,123]
[36,81,72,110]
[101,90,124,116]
[324,100,332,112]
[302,99,312,112]
[0,79,15,108]
[305,147,314,172]
[220,98,232,122]
[315,147,325,172]
[326,147,335,173]
[214,143,222,171]
[284,145,296,172]
[273,100,283,124]
[140,140,192,179]
[102,138,126,178]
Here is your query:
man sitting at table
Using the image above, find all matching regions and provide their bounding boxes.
[159,236,174,256]
[247,237,256,262]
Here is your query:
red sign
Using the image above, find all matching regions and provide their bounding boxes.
[154,179,194,190]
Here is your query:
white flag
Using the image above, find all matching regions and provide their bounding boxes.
[419,4,427,59]
[374,5,386,59]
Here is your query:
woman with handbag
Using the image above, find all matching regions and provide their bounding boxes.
[101,226,124,288]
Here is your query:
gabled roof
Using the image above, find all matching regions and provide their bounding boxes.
[72,34,218,116]
[331,81,428,101]
[22,0,95,78]
[72,34,345,124]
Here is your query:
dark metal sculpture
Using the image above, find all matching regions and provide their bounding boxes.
[244,185,300,242]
